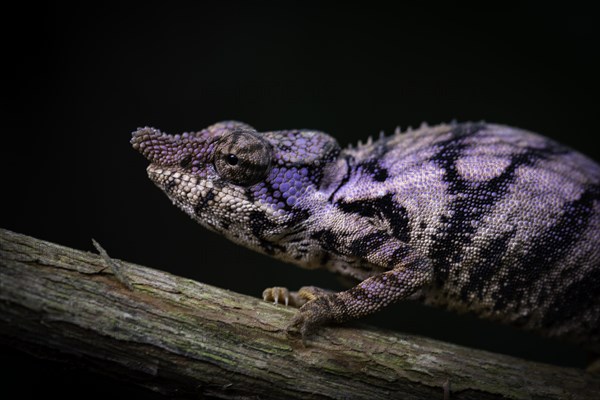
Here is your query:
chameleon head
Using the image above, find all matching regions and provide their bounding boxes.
[131,121,340,252]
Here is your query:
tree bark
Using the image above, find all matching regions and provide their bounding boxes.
[0,228,598,399]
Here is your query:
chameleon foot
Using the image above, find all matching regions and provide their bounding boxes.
[262,285,333,308]
[263,286,343,343]
[287,292,341,343]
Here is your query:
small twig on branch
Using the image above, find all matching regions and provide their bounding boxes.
[91,238,134,291]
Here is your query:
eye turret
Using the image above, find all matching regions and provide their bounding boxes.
[214,131,272,186]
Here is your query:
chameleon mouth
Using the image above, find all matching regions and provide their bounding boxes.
[146,164,213,208]
[145,164,176,192]
[147,165,199,192]
[146,164,171,187]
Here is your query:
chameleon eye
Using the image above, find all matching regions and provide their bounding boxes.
[226,153,238,166]
[214,130,272,186]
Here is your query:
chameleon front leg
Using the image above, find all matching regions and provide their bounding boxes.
[289,240,434,339]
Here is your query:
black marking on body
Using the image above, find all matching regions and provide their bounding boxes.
[165,179,178,193]
[194,190,215,216]
[247,210,274,236]
[337,194,411,242]
[258,239,286,255]
[428,126,483,285]
[387,246,411,269]
[319,251,331,266]
[311,229,342,255]
[542,266,600,336]
[359,159,389,182]
[348,232,384,258]
[427,123,564,288]
[461,229,516,303]
[274,209,312,245]
[287,208,311,227]
[327,156,352,202]
[349,285,381,311]
[248,210,285,255]
[306,143,341,185]
[494,183,600,313]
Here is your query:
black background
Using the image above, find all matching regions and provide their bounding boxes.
[2,2,599,397]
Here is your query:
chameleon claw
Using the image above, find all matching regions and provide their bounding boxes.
[262,287,290,306]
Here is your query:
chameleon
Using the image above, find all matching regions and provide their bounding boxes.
[131,121,600,351]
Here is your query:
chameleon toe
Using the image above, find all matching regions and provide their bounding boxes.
[262,286,290,306]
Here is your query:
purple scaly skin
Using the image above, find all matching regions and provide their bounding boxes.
[131,121,600,350]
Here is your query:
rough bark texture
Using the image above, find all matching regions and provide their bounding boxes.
[0,228,598,399]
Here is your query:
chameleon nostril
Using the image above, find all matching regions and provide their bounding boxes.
[180,155,193,168]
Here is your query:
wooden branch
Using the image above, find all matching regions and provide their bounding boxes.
[0,228,598,399]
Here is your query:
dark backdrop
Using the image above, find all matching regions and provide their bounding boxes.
[2,2,599,397]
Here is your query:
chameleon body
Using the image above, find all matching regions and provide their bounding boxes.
[131,121,600,351]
